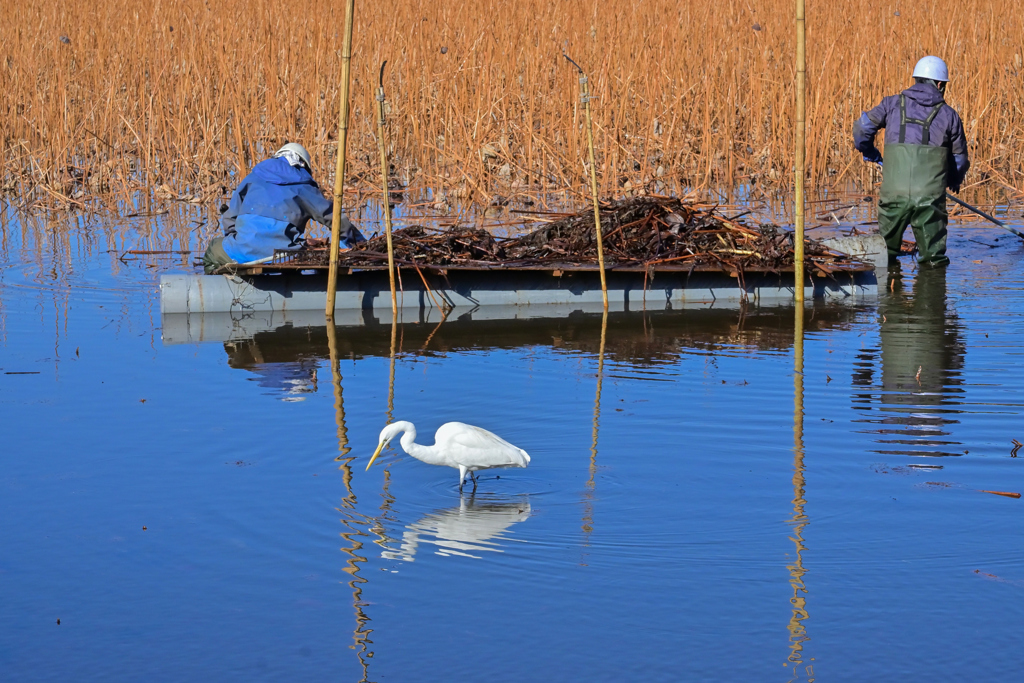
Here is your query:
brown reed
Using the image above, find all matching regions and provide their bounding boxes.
[2,0,1023,209]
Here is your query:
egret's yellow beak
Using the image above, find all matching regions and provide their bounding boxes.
[366,441,386,471]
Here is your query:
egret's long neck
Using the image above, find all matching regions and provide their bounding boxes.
[398,425,446,467]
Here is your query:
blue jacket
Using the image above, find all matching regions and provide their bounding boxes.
[853,82,970,190]
[220,157,361,263]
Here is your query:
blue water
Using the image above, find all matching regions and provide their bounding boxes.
[2,206,1024,681]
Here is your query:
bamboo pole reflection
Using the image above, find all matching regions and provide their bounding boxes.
[786,304,813,682]
[327,320,354,481]
[387,312,398,423]
[327,319,374,681]
[375,313,400,549]
[582,310,608,544]
[345,312,402,678]
[370,468,398,554]
[339,517,373,683]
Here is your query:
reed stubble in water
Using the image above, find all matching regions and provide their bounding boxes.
[3,0,1023,206]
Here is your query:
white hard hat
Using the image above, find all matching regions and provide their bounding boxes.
[275,142,312,169]
[912,56,949,82]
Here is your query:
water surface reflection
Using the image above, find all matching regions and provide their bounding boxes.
[787,304,812,681]
[6,203,1024,681]
[206,305,873,383]
[381,495,532,561]
[853,266,967,457]
[225,337,321,399]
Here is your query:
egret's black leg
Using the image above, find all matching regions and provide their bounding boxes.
[471,473,478,493]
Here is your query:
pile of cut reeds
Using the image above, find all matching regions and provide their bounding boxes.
[297,226,505,267]
[293,197,868,274]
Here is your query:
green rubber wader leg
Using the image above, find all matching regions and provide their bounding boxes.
[909,197,949,267]
[878,195,914,258]
[202,236,232,274]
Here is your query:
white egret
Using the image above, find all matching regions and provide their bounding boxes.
[366,421,530,491]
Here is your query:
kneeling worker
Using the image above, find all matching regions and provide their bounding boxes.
[853,56,970,267]
[203,143,365,273]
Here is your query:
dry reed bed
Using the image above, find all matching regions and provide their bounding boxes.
[2,0,1023,210]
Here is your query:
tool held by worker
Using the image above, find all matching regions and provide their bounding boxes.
[875,161,1024,242]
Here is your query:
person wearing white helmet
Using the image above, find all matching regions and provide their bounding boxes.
[853,56,970,266]
[203,142,365,273]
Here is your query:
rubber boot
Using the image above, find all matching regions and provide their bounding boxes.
[202,236,233,274]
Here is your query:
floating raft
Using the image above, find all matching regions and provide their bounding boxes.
[161,199,885,315]
[160,241,881,315]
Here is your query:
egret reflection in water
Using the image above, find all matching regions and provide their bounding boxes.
[381,495,532,561]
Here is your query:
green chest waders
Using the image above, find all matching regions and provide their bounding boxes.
[202,236,233,274]
[879,96,951,266]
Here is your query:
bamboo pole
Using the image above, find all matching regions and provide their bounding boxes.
[565,55,608,310]
[794,0,806,304]
[376,61,398,316]
[325,0,356,319]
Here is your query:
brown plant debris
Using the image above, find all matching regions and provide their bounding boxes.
[286,197,869,274]
[981,490,1022,499]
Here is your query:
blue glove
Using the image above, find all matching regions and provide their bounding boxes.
[341,223,367,246]
[948,184,961,194]
[863,150,883,164]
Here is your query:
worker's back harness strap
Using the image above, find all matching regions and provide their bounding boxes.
[898,94,943,145]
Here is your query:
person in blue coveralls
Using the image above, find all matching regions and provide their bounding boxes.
[202,143,365,273]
